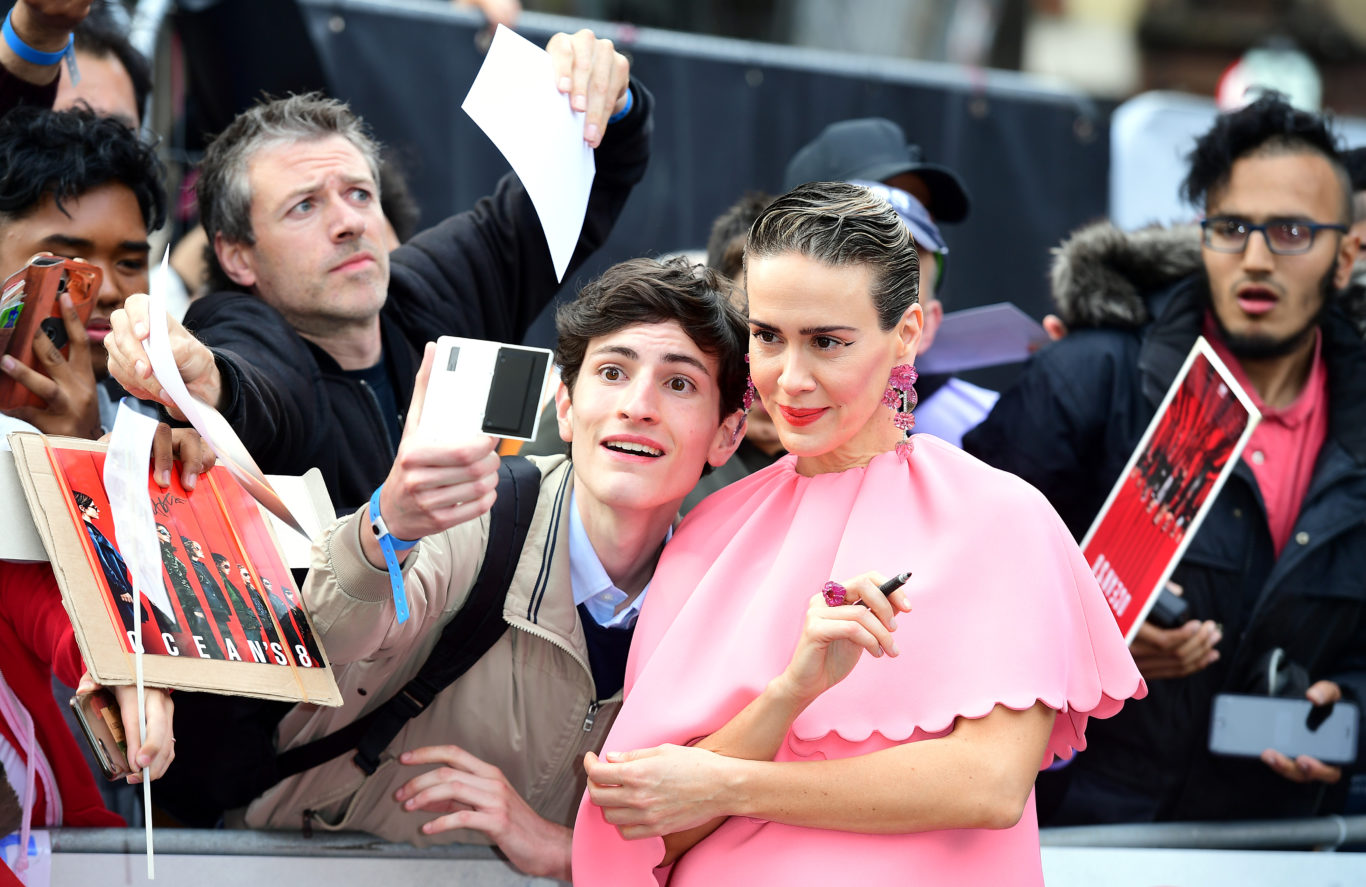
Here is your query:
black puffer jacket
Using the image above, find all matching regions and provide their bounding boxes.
[964,222,1366,821]
[183,82,654,514]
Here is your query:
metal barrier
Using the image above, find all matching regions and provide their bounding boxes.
[44,816,1366,858]
[30,822,1366,887]
[1042,814,1366,851]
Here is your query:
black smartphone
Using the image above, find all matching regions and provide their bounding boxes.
[69,689,133,781]
[483,346,550,437]
[1145,585,1189,629]
[1209,693,1359,765]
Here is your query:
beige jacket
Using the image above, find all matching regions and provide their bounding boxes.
[243,456,621,846]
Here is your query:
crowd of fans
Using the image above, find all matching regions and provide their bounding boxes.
[2,0,1364,883]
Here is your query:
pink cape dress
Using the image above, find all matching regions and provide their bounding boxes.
[572,436,1145,886]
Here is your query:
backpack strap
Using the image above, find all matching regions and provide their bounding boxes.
[274,455,543,779]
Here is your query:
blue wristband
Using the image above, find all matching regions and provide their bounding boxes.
[3,10,73,67]
[369,484,419,624]
[608,87,633,124]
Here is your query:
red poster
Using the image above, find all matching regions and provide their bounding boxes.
[1080,337,1260,642]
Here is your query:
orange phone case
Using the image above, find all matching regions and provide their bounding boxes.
[0,256,100,411]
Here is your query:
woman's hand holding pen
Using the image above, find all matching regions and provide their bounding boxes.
[773,571,912,706]
[588,571,915,845]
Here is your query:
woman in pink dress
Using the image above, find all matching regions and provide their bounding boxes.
[573,182,1145,886]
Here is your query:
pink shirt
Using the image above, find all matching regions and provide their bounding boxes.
[1205,317,1329,557]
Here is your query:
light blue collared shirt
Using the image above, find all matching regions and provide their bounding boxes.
[569,490,671,629]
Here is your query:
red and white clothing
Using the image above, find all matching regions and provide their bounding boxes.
[1,561,124,833]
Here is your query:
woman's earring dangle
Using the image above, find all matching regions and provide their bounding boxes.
[734,355,758,445]
[883,363,918,453]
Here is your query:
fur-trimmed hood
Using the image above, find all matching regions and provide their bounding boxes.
[1050,220,1366,338]
[1050,221,1202,330]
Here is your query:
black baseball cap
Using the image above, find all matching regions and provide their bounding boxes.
[783,117,971,223]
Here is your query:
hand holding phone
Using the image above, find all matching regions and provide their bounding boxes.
[0,255,101,411]
[71,677,177,783]
[1209,692,1359,767]
[70,688,133,781]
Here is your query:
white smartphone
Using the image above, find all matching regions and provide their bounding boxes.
[417,336,553,443]
[1208,693,1359,765]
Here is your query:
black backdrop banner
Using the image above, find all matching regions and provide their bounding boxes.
[185,0,1110,381]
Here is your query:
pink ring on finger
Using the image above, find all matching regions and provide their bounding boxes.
[822,581,847,608]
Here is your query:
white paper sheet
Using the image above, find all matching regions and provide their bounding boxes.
[104,402,163,879]
[461,25,595,282]
[916,302,1051,375]
[146,255,309,540]
[103,405,173,622]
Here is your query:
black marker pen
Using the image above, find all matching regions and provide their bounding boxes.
[859,571,912,606]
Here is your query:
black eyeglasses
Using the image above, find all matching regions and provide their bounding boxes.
[1200,216,1348,255]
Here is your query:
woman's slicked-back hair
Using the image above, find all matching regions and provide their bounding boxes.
[745,180,919,330]
[555,256,749,422]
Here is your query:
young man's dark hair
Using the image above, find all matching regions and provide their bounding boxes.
[0,105,165,230]
[555,255,749,422]
[72,16,153,125]
[705,191,772,281]
[73,491,95,511]
[1182,92,1351,219]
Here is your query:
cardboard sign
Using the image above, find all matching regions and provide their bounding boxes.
[1080,338,1260,642]
[9,433,341,706]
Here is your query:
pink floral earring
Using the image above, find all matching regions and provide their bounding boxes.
[732,355,758,445]
[883,364,918,454]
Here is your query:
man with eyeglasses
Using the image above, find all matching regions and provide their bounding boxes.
[964,94,1365,824]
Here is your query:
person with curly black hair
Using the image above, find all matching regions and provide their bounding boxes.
[965,92,1366,823]
[0,105,164,437]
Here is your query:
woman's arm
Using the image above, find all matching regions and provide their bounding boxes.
[598,673,811,864]
[588,701,1054,840]
[589,573,919,863]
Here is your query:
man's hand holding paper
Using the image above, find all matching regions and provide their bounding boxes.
[545,28,631,148]
[106,291,222,419]
[463,26,631,281]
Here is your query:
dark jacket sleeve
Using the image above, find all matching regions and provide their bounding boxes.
[384,79,654,349]
[0,64,58,115]
[962,330,1141,539]
[183,294,331,474]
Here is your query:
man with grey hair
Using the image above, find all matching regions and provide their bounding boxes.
[107,29,650,513]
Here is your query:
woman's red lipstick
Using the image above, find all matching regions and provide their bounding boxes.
[779,405,826,426]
